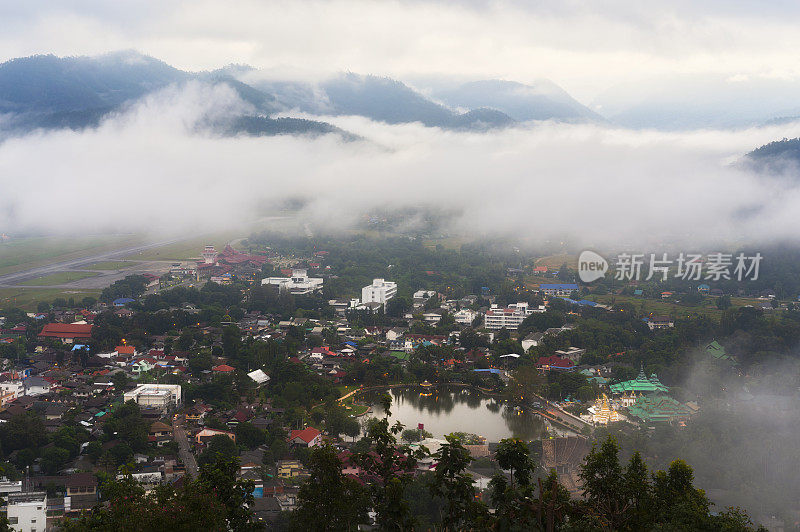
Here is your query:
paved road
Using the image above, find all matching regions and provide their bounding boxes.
[0,238,183,287]
[173,416,199,478]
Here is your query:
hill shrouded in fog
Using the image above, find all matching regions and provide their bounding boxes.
[0,52,610,138]
[429,79,603,122]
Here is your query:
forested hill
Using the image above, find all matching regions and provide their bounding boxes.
[0,52,345,138]
[745,137,800,173]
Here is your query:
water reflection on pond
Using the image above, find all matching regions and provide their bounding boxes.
[362,385,545,442]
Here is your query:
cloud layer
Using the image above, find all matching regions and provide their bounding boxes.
[3,82,800,247]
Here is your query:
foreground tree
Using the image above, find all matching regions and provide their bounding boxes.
[292,445,369,531]
[574,436,765,532]
[63,456,261,531]
[355,394,427,530]
[427,435,487,530]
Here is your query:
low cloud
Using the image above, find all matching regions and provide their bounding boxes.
[2,82,800,247]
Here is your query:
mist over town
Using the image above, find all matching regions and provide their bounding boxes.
[1,1,800,531]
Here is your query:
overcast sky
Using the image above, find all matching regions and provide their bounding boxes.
[3,1,800,101]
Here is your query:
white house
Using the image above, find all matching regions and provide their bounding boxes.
[453,309,478,326]
[22,377,51,397]
[7,491,46,532]
[123,384,182,410]
[412,290,436,308]
[247,369,270,386]
[385,328,407,341]
[484,302,534,330]
[262,269,323,295]
[647,316,674,330]
[422,312,442,324]
[521,332,544,352]
[362,279,397,307]
[0,381,24,402]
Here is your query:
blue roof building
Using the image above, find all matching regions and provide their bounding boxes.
[540,284,579,296]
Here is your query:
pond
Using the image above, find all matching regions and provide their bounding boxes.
[361,385,546,442]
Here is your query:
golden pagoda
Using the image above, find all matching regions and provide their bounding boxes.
[591,393,620,424]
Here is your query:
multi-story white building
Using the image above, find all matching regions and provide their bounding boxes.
[0,381,24,403]
[7,491,46,532]
[362,279,397,307]
[539,284,579,297]
[262,269,323,295]
[453,309,479,326]
[484,302,534,330]
[123,384,182,410]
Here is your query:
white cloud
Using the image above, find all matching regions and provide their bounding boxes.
[2,83,800,247]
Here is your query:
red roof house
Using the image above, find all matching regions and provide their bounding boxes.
[536,356,575,371]
[212,364,235,373]
[287,427,322,447]
[38,323,93,341]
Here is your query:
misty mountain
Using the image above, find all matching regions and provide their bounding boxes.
[220,115,357,140]
[429,79,603,122]
[0,52,344,139]
[743,138,800,174]
[0,51,188,114]
[249,73,517,130]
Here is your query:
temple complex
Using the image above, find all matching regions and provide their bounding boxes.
[609,368,668,394]
[589,393,620,424]
[626,394,693,423]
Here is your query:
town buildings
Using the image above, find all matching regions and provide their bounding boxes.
[262,269,323,295]
[37,323,93,344]
[484,302,534,330]
[362,279,397,307]
[7,491,46,532]
[539,284,579,297]
[123,384,182,410]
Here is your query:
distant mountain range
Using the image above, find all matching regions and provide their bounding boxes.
[429,79,603,122]
[0,51,601,139]
[592,74,800,130]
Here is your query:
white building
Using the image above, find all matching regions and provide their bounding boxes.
[521,332,544,352]
[262,269,323,295]
[7,491,46,532]
[22,377,51,397]
[123,384,182,410]
[412,290,436,308]
[247,369,270,386]
[0,381,24,402]
[647,316,674,330]
[453,309,478,326]
[483,302,534,330]
[362,279,397,307]
[422,312,442,324]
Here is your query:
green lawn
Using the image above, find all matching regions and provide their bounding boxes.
[25,271,98,286]
[587,293,765,319]
[123,233,242,261]
[0,235,143,277]
[0,287,101,310]
[534,253,578,270]
[82,260,135,270]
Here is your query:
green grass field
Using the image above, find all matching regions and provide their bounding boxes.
[123,233,242,261]
[534,253,578,270]
[587,293,765,319]
[0,235,143,277]
[82,260,135,270]
[0,287,101,310]
[25,271,99,286]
